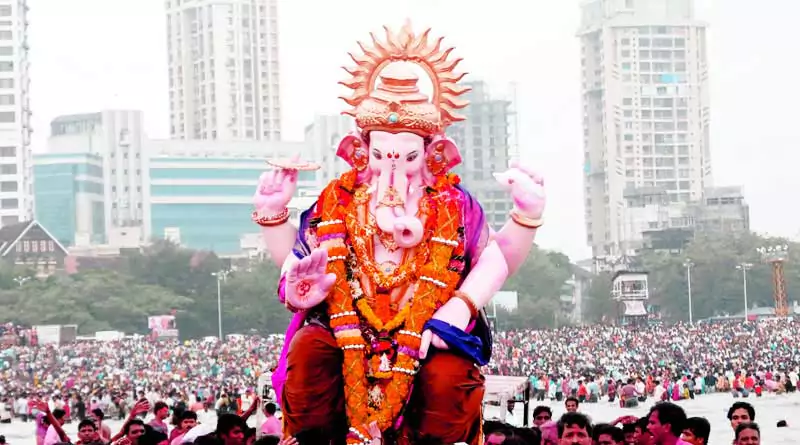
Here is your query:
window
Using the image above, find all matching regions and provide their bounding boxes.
[0,164,14,174]
[48,240,55,252]
[0,31,9,40]
[0,146,15,157]
[40,240,47,252]
[31,240,38,252]
[0,61,12,71]
[623,98,633,106]
[0,94,13,105]
[0,78,12,88]
[22,240,28,252]
[0,198,16,208]
[0,6,10,16]
[0,181,17,192]
[0,111,14,123]
[0,46,11,56]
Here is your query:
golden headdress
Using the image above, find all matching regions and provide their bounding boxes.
[340,20,471,138]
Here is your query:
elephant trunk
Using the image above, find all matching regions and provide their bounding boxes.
[375,169,424,249]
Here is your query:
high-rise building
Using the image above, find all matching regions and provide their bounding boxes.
[165,0,281,141]
[578,0,711,256]
[0,0,32,227]
[449,80,514,230]
[47,111,147,240]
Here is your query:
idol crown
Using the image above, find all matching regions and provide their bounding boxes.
[339,20,471,138]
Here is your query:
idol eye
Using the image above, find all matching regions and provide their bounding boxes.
[372,149,382,160]
[406,151,419,162]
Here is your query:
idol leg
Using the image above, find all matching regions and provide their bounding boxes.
[404,351,485,445]
[281,324,347,441]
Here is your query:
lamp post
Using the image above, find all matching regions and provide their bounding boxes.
[735,263,753,320]
[683,260,694,324]
[211,271,229,340]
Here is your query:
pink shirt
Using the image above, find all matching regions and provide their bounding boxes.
[260,416,282,436]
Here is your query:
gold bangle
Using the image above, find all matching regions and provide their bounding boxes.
[453,290,479,320]
[252,208,290,227]
[510,210,543,229]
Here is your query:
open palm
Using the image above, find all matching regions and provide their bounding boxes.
[285,248,337,310]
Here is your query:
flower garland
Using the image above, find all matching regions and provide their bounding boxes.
[317,170,464,444]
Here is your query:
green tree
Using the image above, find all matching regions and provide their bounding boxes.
[220,261,289,335]
[498,247,574,329]
[3,270,192,333]
[582,271,616,323]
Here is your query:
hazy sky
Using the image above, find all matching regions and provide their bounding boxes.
[27,0,800,260]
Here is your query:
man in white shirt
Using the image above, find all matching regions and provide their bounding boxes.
[43,409,66,445]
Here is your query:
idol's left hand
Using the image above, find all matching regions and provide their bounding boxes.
[494,161,546,220]
[419,297,472,359]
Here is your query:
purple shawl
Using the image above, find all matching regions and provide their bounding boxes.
[271,185,488,402]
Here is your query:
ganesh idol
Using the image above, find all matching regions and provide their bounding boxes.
[252,22,546,445]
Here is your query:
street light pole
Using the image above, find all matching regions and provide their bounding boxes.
[736,263,753,320]
[683,260,693,324]
[212,271,227,340]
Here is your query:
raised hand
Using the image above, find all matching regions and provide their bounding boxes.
[493,161,545,219]
[285,248,337,310]
[253,157,300,214]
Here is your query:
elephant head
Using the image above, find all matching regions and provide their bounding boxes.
[338,130,462,249]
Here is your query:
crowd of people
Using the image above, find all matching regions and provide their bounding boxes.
[1,318,799,444]
[1,319,799,419]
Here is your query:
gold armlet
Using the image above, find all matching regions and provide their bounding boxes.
[453,290,479,320]
[510,211,543,229]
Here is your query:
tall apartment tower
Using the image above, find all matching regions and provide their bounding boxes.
[449,80,514,230]
[166,0,281,141]
[579,0,711,256]
[0,0,32,227]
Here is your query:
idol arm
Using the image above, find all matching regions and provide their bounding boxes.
[491,222,539,277]
[261,223,299,268]
[456,240,509,309]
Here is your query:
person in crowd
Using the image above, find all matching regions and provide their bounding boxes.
[727,401,755,433]
[43,409,67,445]
[680,417,710,445]
[564,396,580,413]
[557,412,592,445]
[593,424,625,445]
[532,406,552,427]
[118,419,146,445]
[733,422,760,445]
[260,403,281,438]
[646,402,687,445]
[169,410,198,445]
[76,419,106,445]
[92,409,113,443]
[149,402,170,435]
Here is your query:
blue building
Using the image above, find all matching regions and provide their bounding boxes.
[33,153,106,246]
[144,153,318,255]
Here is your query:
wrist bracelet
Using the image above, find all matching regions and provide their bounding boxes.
[252,208,290,227]
[510,210,543,229]
[453,290,479,320]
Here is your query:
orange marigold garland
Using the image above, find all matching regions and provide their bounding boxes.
[319,169,464,444]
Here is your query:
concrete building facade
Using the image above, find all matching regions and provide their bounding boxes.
[449,80,514,230]
[166,0,281,141]
[0,0,32,227]
[46,111,147,241]
[579,0,711,256]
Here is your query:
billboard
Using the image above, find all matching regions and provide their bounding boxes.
[148,315,179,339]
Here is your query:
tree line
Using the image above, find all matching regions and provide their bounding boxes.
[0,233,796,337]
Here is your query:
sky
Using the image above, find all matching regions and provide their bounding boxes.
[27,0,800,260]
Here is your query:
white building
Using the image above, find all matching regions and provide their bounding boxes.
[579,0,711,257]
[46,111,147,242]
[303,114,354,184]
[0,0,31,227]
[166,0,281,141]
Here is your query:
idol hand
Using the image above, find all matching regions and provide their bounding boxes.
[284,248,337,310]
[493,162,545,220]
[419,296,472,359]
[253,154,301,214]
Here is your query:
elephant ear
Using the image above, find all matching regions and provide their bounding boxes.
[335,132,368,170]
[425,134,462,174]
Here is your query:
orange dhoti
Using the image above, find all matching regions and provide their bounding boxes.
[281,324,485,445]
